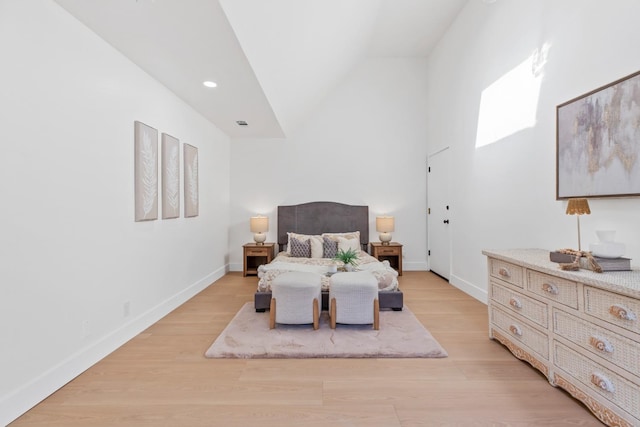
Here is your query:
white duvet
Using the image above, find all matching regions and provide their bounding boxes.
[257,251,399,292]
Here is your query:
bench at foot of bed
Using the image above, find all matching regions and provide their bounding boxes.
[255,289,403,312]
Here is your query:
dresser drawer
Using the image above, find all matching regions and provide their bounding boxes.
[554,341,640,418]
[491,281,548,328]
[489,259,523,288]
[491,306,548,360]
[527,271,578,309]
[553,308,639,375]
[584,287,640,335]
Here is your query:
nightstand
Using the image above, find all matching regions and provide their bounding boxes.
[243,243,275,277]
[370,242,403,275]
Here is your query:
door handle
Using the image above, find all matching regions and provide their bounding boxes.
[443,220,449,224]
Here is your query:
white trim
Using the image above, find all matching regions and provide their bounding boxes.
[449,273,488,304]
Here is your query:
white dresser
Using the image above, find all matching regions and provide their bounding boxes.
[483,249,640,427]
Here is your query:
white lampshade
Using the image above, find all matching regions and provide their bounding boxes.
[250,216,268,244]
[376,216,394,245]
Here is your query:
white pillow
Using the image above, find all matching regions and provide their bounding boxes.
[338,236,361,253]
[322,231,360,242]
[287,233,323,258]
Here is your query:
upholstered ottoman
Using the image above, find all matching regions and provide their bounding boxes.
[269,271,322,330]
[329,271,379,330]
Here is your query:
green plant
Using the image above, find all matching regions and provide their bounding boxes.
[333,248,359,267]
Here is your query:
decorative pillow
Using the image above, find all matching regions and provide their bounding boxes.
[322,237,339,258]
[338,236,361,253]
[286,233,323,258]
[322,231,360,243]
[289,237,311,258]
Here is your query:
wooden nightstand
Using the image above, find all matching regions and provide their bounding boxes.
[370,242,403,275]
[243,243,275,277]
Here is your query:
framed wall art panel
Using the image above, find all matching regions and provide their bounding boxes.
[161,133,180,219]
[134,121,158,221]
[557,70,640,199]
[183,143,199,217]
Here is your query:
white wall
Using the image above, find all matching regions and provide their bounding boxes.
[426,0,640,301]
[0,1,231,424]
[229,58,429,270]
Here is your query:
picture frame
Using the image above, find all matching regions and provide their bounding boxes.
[134,121,158,221]
[161,133,180,219]
[183,143,199,217]
[556,70,640,199]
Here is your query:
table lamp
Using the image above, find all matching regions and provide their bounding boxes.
[566,198,590,251]
[250,216,268,245]
[376,216,394,245]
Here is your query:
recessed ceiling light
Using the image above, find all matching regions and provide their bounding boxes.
[203,81,217,88]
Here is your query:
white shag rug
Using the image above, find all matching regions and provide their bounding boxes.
[205,302,447,359]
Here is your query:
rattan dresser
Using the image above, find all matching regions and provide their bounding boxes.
[483,248,640,427]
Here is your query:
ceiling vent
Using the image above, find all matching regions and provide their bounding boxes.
[236,120,248,126]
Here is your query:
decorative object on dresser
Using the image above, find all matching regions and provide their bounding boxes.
[484,248,640,427]
[591,230,626,259]
[370,242,403,275]
[557,69,640,199]
[243,242,274,277]
[565,198,590,251]
[376,216,394,245]
[250,215,269,245]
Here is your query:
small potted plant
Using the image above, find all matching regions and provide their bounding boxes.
[333,248,359,271]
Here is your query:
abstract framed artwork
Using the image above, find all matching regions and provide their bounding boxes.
[161,133,180,219]
[557,70,640,199]
[134,121,158,221]
[183,143,199,217]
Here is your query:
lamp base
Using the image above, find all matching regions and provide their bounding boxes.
[253,233,266,245]
[379,232,392,245]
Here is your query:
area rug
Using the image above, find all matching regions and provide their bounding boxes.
[205,302,447,359]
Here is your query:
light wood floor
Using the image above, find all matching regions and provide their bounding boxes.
[11,272,602,426]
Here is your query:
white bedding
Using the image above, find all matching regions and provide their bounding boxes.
[257,250,399,292]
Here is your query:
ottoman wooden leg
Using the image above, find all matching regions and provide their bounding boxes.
[269,297,276,329]
[373,298,380,330]
[330,297,337,329]
[313,298,319,330]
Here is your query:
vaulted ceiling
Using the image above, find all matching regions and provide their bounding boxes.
[54,0,468,138]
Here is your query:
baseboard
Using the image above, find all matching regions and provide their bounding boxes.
[449,273,487,304]
[402,260,429,271]
[0,265,227,426]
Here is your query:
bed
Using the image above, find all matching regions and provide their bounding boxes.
[253,201,403,312]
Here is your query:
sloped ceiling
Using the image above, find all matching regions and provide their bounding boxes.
[54,0,467,138]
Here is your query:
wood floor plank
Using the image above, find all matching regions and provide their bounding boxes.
[9,271,602,426]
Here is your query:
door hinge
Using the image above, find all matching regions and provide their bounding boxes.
[428,208,430,214]
[428,250,431,256]
[428,166,431,172]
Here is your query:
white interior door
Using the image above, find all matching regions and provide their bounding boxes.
[427,147,451,280]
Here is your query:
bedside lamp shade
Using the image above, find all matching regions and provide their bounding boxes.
[376,216,394,245]
[566,198,590,251]
[250,216,268,245]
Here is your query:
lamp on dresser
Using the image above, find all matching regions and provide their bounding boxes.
[250,216,268,245]
[565,198,590,251]
[376,216,394,245]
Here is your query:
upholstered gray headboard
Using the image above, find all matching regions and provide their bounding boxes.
[277,201,369,250]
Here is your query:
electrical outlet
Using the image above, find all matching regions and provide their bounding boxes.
[123,301,131,318]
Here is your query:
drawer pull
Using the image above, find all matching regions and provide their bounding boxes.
[590,372,615,393]
[509,324,522,337]
[589,336,614,353]
[609,304,637,321]
[542,283,559,295]
[509,297,522,309]
[498,267,510,278]
[380,250,395,254]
